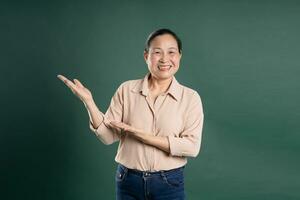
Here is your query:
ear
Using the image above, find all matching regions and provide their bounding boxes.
[143,51,149,62]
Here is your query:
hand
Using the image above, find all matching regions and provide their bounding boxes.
[110,121,170,153]
[57,74,93,103]
[109,121,139,135]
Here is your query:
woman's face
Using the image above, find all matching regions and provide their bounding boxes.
[144,34,182,81]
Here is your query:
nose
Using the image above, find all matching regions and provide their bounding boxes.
[159,53,169,63]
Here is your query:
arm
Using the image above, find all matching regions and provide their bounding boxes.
[89,84,124,145]
[57,74,103,128]
[110,91,204,157]
[110,121,170,153]
[84,99,104,130]
[168,92,204,157]
[57,74,121,145]
[134,132,170,154]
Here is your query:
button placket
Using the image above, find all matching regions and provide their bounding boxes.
[145,95,156,171]
[145,96,155,116]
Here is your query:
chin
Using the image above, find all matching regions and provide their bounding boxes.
[155,72,175,80]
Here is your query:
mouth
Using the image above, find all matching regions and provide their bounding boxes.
[158,65,172,71]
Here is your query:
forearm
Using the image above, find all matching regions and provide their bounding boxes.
[133,131,170,154]
[109,121,170,153]
[84,99,104,129]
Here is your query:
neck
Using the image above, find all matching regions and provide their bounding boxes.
[148,75,173,93]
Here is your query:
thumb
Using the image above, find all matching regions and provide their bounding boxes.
[74,79,84,88]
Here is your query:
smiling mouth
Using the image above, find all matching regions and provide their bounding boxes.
[158,65,171,71]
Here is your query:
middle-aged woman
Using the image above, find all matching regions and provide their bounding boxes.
[58,28,204,200]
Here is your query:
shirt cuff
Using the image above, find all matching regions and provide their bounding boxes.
[168,135,200,157]
[89,113,107,133]
[168,135,182,157]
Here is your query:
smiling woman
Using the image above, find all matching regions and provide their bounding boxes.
[58,28,204,200]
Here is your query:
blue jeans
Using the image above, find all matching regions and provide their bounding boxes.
[116,164,185,200]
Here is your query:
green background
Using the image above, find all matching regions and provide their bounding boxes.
[1,0,299,199]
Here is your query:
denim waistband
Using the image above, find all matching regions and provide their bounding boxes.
[118,164,184,177]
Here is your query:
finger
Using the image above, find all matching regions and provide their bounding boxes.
[110,121,119,125]
[74,79,84,88]
[57,74,68,82]
[65,81,78,93]
[110,121,121,128]
[112,121,125,126]
[57,74,72,85]
[110,121,126,130]
[57,75,77,91]
[109,122,124,133]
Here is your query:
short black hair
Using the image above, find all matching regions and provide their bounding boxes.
[144,28,182,53]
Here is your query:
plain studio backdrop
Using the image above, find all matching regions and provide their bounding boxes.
[1,0,299,199]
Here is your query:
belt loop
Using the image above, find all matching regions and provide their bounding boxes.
[120,164,128,173]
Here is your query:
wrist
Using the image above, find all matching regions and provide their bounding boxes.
[83,98,96,108]
[133,130,148,143]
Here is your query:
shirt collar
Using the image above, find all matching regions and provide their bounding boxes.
[132,73,181,101]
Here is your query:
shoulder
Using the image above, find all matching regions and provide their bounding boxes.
[180,83,202,101]
[115,78,143,93]
[181,84,197,95]
[119,79,141,88]
[178,82,203,112]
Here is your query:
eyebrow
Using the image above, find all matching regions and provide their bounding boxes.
[152,47,178,50]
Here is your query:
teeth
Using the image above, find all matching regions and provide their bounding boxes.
[159,65,171,70]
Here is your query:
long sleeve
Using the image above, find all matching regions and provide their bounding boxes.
[89,83,124,145]
[168,91,204,157]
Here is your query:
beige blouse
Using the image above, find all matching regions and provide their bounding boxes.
[90,73,204,171]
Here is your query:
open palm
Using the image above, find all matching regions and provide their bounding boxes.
[57,74,93,103]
